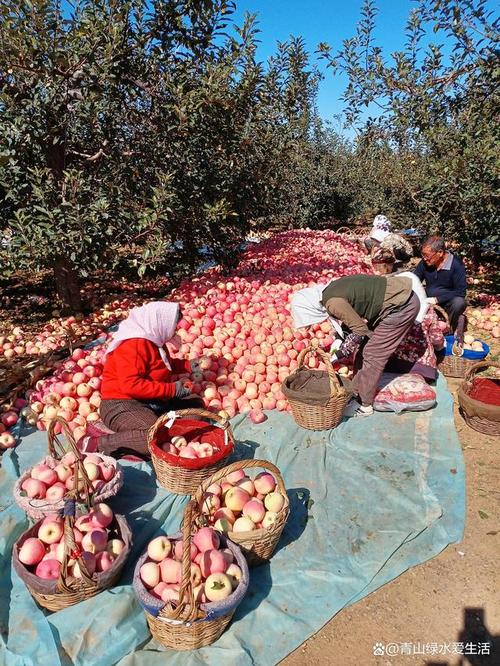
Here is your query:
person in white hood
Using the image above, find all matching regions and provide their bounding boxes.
[363,215,413,268]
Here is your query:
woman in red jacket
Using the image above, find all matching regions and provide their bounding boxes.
[80,301,202,458]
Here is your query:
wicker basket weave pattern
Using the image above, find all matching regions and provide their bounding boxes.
[147,409,234,495]
[457,361,500,436]
[283,342,348,430]
[193,458,289,567]
[134,501,249,650]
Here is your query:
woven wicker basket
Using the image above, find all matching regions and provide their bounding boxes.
[457,361,500,436]
[283,342,348,430]
[135,501,249,650]
[148,409,234,495]
[433,305,467,378]
[432,305,485,379]
[193,458,289,567]
[13,416,123,521]
[12,471,131,611]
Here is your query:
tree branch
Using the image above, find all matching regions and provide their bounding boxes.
[68,141,108,161]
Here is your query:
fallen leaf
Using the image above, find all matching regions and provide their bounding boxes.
[478,510,489,519]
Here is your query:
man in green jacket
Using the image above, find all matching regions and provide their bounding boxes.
[291,274,420,417]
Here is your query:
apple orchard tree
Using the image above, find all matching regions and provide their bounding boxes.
[0,0,302,309]
[319,0,499,262]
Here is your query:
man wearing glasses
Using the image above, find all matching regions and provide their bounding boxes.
[414,236,467,332]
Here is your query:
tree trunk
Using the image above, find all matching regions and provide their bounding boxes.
[53,257,82,312]
[471,244,482,270]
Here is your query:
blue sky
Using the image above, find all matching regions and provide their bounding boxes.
[231,0,416,128]
[230,0,496,132]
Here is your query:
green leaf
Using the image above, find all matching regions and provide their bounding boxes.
[478,510,489,520]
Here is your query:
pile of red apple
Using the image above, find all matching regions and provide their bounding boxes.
[28,347,105,441]
[140,527,242,604]
[165,230,366,423]
[20,452,117,502]
[201,469,285,533]
[1,230,366,448]
[0,398,25,449]
[1,298,134,360]
[160,434,219,460]
[17,503,124,580]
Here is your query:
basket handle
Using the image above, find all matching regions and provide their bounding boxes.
[47,416,83,460]
[193,458,287,506]
[463,360,500,384]
[431,304,450,327]
[147,408,231,446]
[162,500,201,623]
[47,416,94,506]
[296,339,342,397]
[56,488,95,593]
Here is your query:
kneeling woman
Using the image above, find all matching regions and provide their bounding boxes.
[80,301,202,458]
[291,274,424,417]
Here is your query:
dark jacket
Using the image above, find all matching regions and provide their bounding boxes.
[414,253,466,304]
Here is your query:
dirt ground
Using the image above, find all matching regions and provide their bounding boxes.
[283,376,500,666]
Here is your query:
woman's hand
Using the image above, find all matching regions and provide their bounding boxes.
[174,380,192,398]
[190,359,201,373]
[336,333,365,361]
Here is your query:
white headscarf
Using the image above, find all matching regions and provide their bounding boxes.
[104,301,180,369]
[291,284,344,339]
[370,215,392,242]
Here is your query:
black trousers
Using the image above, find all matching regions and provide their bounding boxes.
[442,296,467,332]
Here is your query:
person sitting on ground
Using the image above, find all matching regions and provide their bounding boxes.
[371,245,397,275]
[362,215,414,269]
[414,236,467,332]
[78,301,202,459]
[291,273,426,417]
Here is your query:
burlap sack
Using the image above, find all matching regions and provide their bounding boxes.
[283,368,354,407]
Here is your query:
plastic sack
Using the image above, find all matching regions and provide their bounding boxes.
[373,373,436,413]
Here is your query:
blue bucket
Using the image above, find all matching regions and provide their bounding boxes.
[444,336,489,360]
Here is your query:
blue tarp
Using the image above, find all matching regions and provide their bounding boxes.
[0,374,465,666]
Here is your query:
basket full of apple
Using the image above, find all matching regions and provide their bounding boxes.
[193,459,289,567]
[12,496,131,612]
[13,417,123,521]
[133,500,249,650]
[147,408,234,495]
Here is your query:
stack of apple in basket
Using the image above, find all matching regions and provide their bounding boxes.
[147,408,234,495]
[12,417,131,611]
[134,459,290,648]
[13,415,123,521]
[193,459,290,567]
[134,500,249,650]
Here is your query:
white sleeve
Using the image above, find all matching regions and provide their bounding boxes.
[399,272,430,323]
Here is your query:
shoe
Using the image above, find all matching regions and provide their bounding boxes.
[344,400,374,418]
